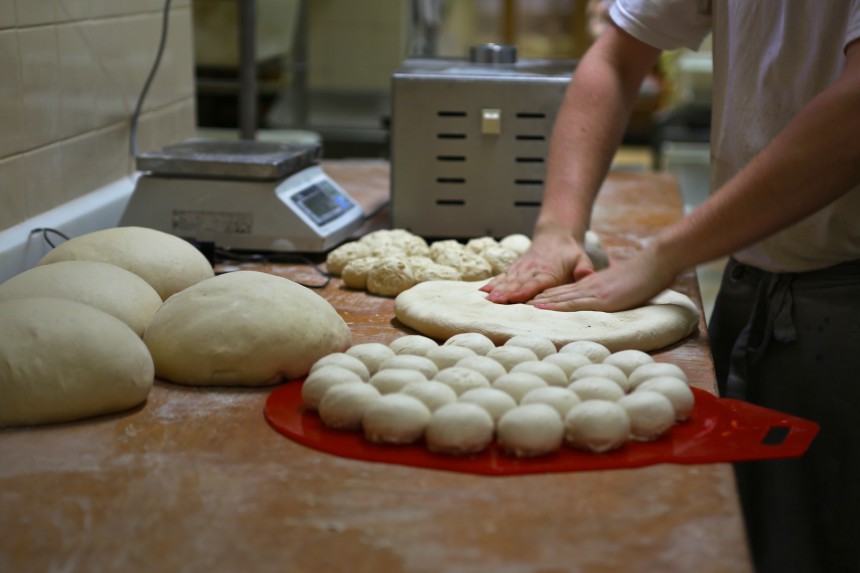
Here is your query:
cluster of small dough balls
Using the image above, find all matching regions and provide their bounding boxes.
[324,229,531,297]
[301,331,696,458]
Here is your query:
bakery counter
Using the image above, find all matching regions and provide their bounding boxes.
[0,161,752,573]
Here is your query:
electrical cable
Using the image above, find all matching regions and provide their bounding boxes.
[29,227,70,249]
[129,0,173,158]
[213,248,332,289]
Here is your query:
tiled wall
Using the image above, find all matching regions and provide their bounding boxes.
[0,0,196,232]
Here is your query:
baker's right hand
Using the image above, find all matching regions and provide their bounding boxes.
[480,232,595,304]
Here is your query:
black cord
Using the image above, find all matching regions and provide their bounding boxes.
[213,248,332,289]
[29,227,70,249]
[130,0,173,158]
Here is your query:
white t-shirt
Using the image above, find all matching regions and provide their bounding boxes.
[610,0,860,272]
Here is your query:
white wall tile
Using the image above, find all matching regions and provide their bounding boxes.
[18,26,61,151]
[60,123,130,202]
[58,22,97,138]
[0,30,22,158]
[0,157,28,228]
[13,144,65,218]
[0,2,16,30]
[15,0,57,27]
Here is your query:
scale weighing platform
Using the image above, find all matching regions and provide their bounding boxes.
[120,139,365,253]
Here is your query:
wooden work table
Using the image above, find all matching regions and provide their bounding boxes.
[0,161,752,573]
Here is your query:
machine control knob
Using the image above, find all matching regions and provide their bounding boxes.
[469,43,517,65]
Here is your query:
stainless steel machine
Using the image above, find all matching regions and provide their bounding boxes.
[390,45,576,238]
[120,139,364,253]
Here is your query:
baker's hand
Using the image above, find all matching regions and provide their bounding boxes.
[527,242,676,312]
[481,233,595,304]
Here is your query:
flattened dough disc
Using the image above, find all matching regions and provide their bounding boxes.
[394,280,699,353]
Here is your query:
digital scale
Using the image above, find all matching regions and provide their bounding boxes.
[119,139,365,253]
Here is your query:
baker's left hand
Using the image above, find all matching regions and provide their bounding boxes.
[527,243,678,312]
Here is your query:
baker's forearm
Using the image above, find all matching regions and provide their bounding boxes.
[655,42,860,272]
[537,25,662,240]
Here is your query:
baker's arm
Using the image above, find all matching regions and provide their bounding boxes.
[481,23,662,303]
[532,38,860,312]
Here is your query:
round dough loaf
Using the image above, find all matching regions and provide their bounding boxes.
[366,257,416,297]
[37,226,213,300]
[485,346,540,371]
[497,404,565,458]
[318,383,381,430]
[325,241,371,276]
[455,355,508,383]
[144,271,351,386]
[443,332,496,356]
[0,298,154,427]
[521,387,581,418]
[559,340,611,362]
[369,368,428,394]
[362,394,431,444]
[511,361,568,388]
[425,345,476,370]
[425,402,494,455]
[458,387,518,423]
[492,372,548,402]
[300,365,364,410]
[567,377,625,402]
[504,334,557,360]
[570,363,631,392]
[345,343,396,375]
[389,334,438,356]
[341,256,380,289]
[399,381,458,411]
[617,390,676,441]
[378,354,438,379]
[636,377,695,421]
[310,353,370,381]
[603,349,655,377]
[628,362,689,389]
[564,400,631,453]
[434,367,491,395]
[0,260,162,337]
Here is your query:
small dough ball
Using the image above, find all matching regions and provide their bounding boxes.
[434,367,491,396]
[412,262,462,282]
[301,365,364,410]
[617,390,676,441]
[310,352,370,381]
[542,352,592,379]
[362,394,431,444]
[521,387,582,418]
[346,343,396,375]
[458,387,518,423]
[564,400,631,453]
[378,354,438,379]
[443,332,496,356]
[0,260,162,337]
[429,239,465,260]
[426,402,494,455]
[559,340,611,363]
[570,363,631,392]
[481,246,519,274]
[636,377,695,421]
[492,372,548,402]
[465,236,500,254]
[399,234,431,257]
[455,355,508,383]
[425,345,476,370]
[568,377,625,402]
[499,234,531,255]
[37,226,214,300]
[318,383,381,430]
[629,362,689,390]
[366,257,416,297]
[433,249,493,281]
[603,349,655,377]
[400,381,458,411]
[486,346,539,371]
[389,334,438,356]
[584,230,610,271]
[0,298,154,427]
[325,241,371,276]
[497,404,564,458]
[504,334,557,360]
[369,368,428,394]
[358,229,396,250]
[511,361,568,388]
[341,256,381,290]
[144,271,351,386]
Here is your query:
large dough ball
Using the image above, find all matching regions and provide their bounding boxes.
[37,226,213,299]
[0,298,154,427]
[144,271,351,386]
[426,402,494,455]
[0,260,162,337]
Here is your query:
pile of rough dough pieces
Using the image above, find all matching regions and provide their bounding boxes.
[303,332,695,457]
[326,228,609,297]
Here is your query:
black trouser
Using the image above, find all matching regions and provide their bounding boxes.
[708,257,860,573]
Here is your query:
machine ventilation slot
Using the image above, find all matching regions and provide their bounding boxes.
[515,157,544,163]
[516,112,546,119]
[437,133,467,140]
[437,177,466,184]
[515,135,545,141]
[437,155,466,162]
[436,199,465,206]
[515,179,543,185]
[437,110,467,117]
[514,201,542,207]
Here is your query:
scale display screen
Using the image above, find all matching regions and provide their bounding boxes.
[291,180,354,227]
